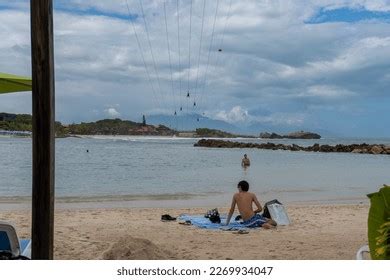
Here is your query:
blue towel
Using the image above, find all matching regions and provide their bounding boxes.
[20,239,30,252]
[179,215,249,230]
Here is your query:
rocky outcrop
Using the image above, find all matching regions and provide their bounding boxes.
[194,139,390,155]
[287,131,321,139]
[195,128,238,138]
[259,132,284,139]
[260,131,321,139]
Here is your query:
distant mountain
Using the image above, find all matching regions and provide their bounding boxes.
[147,113,337,138]
[147,113,243,133]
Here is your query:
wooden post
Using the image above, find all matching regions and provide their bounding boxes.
[30,0,55,259]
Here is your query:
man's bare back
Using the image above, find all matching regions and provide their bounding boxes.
[225,180,276,229]
[233,192,261,221]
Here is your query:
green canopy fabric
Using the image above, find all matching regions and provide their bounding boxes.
[0,72,32,94]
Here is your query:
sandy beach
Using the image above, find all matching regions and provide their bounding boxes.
[0,203,369,260]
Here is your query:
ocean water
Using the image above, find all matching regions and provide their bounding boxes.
[0,136,389,208]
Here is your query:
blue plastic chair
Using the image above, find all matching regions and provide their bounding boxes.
[0,222,31,259]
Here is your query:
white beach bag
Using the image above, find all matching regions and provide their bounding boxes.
[267,203,291,226]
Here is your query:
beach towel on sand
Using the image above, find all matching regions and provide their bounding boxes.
[241,213,268,228]
[179,215,254,230]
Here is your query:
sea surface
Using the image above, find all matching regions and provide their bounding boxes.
[0,136,389,209]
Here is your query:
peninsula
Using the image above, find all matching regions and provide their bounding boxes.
[0,113,175,137]
[0,112,249,138]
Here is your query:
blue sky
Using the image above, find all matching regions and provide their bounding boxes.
[307,7,390,23]
[0,0,389,137]
[53,3,136,20]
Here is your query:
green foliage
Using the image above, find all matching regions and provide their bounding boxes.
[375,221,390,257]
[67,119,175,136]
[367,185,390,260]
[0,114,32,131]
[55,121,69,137]
[0,113,175,136]
[67,118,140,135]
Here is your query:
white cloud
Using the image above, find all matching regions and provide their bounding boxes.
[0,0,389,135]
[306,36,390,73]
[104,107,121,118]
[214,106,306,126]
[298,85,356,99]
[215,106,249,124]
[259,112,306,126]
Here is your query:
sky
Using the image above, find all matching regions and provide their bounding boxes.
[0,0,390,137]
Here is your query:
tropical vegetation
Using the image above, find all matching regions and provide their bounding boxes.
[367,185,390,260]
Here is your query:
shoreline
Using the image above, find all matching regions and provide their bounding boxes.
[2,133,390,141]
[0,203,369,259]
[0,196,370,211]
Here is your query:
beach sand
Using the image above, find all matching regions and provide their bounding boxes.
[0,204,368,260]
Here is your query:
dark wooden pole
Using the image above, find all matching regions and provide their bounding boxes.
[31,0,55,259]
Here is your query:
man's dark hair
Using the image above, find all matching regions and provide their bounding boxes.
[238,180,249,192]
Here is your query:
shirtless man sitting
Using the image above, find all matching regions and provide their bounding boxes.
[225,180,277,229]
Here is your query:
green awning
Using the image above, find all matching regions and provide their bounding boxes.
[0,72,32,94]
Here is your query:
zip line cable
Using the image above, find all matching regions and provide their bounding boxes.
[124,0,160,109]
[197,0,220,118]
[192,0,206,111]
[200,0,233,118]
[186,0,193,122]
[124,1,229,130]
[164,1,178,130]
[138,0,168,114]
[176,0,183,113]
[217,0,233,58]
[187,0,193,95]
[211,0,233,83]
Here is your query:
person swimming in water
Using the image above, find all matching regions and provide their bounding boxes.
[241,154,250,167]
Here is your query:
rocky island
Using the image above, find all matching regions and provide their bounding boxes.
[65,119,175,136]
[194,139,390,155]
[260,131,321,139]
